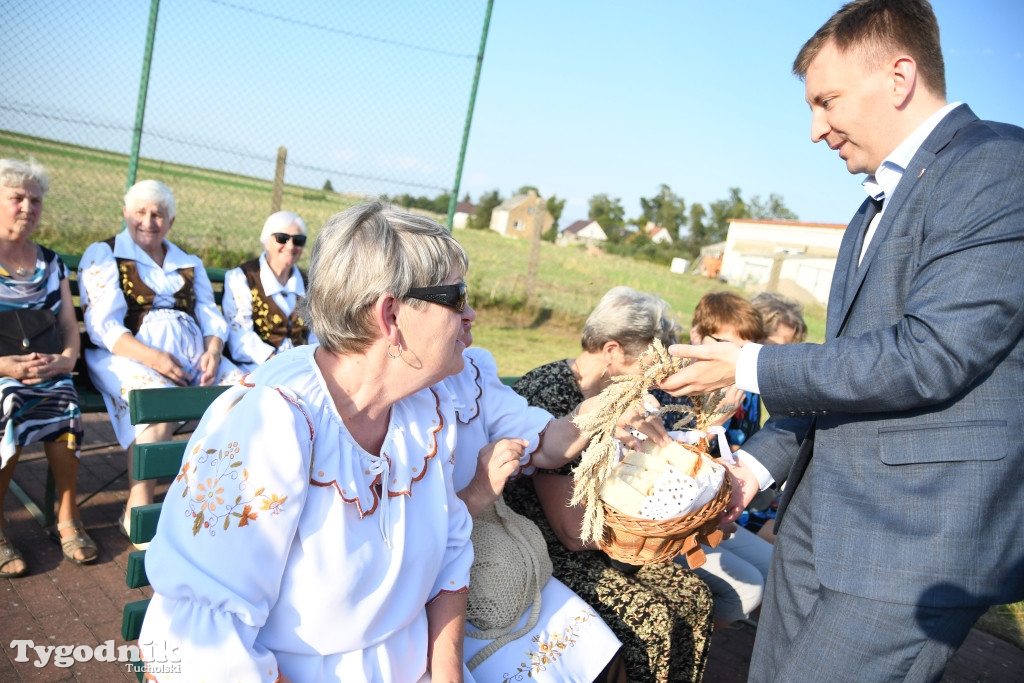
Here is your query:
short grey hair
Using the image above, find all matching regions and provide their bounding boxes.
[580,286,680,358]
[260,211,307,248]
[124,180,176,221]
[301,201,468,353]
[751,291,808,343]
[0,158,50,194]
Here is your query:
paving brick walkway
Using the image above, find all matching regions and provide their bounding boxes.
[2,414,1021,681]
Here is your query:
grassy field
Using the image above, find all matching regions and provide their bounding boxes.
[4,132,1022,648]
[1,129,827,377]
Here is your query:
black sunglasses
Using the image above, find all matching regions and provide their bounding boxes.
[405,282,467,313]
[271,232,307,246]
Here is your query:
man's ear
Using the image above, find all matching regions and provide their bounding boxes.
[890,55,917,108]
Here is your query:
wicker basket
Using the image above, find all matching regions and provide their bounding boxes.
[598,452,732,569]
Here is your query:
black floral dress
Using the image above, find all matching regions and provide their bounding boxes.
[506,360,714,683]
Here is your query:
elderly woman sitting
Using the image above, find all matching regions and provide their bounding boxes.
[222,211,317,373]
[140,202,474,681]
[508,286,714,683]
[78,180,244,545]
[0,158,95,575]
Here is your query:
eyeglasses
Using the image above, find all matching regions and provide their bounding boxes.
[271,233,307,247]
[405,282,467,313]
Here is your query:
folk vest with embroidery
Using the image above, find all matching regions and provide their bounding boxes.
[239,258,309,349]
[104,237,197,335]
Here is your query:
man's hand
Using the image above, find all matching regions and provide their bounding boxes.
[659,342,742,396]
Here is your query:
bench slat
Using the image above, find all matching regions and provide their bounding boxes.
[133,442,189,481]
[121,599,150,641]
[129,385,229,424]
[128,503,162,545]
[126,549,149,589]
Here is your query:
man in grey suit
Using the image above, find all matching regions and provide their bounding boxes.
[662,0,1024,680]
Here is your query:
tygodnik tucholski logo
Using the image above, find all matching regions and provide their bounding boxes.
[8,639,181,673]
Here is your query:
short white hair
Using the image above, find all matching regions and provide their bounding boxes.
[260,211,307,248]
[0,158,50,195]
[124,180,176,221]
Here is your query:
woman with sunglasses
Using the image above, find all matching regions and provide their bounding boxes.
[222,211,317,373]
[140,202,475,682]
[78,180,244,546]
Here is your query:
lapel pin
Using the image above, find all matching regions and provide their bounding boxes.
[917,167,926,178]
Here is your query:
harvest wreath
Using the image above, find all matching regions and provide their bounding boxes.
[571,339,736,568]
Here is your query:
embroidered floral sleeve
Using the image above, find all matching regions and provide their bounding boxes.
[140,383,314,682]
[78,240,131,351]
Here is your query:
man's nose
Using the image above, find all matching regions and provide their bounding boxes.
[810,110,830,143]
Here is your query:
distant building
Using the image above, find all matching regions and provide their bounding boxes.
[557,219,607,247]
[452,201,475,229]
[488,190,552,239]
[643,221,673,244]
[698,242,725,279]
[720,218,847,304]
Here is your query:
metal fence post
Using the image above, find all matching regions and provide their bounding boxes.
[126,0,161,192]
[446,0,494,231]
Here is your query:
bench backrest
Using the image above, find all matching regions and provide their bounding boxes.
[120,385,229,680]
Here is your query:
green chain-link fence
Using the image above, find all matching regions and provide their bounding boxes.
[0,0,490,265]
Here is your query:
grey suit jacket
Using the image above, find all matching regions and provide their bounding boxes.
[747,104,1024,608]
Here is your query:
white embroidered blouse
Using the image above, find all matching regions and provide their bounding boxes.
[78,229,228,351]
[140,345,473,682]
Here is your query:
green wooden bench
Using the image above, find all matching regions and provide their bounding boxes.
[120,384,230,680]
[23,254,229,528]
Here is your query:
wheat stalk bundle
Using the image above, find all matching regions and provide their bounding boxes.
[570,338,735,545]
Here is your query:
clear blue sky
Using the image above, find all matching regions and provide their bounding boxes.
[458,0,1024,227]
[4,0,1022,232]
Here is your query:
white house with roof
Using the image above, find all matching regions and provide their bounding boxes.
[452,201,476,229]
[643,221,673,244]
[557,219,607,247]
[720,218,848,305]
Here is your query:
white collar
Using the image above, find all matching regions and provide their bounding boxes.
[113,229,193,270]
[258,252,304,298]
[862,101,962,202]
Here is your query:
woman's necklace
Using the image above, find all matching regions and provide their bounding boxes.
[0,243,33,278]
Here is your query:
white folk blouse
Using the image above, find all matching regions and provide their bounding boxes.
[140,345,473,682]
[441,347,621,680]
[222,253,317,372]
[78,230,243,448]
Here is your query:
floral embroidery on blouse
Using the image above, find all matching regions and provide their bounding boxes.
[176,440,288,536]
[500,608,601,681]
[250,287,275,339]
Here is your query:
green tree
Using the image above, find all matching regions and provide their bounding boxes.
[638,184,687,240]
[543,194,567,242]
[516,185,540,196]
[749,193,798,221]
[588,193,626,242]
[432,192,452,215]
[468,190,503,230]
[706,187,751,245]
[682,203,709,257]
[322,179,335,193]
